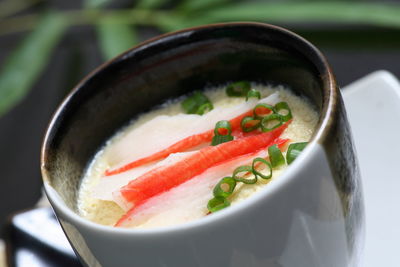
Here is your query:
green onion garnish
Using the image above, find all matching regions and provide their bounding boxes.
[252,157,272,179]
[207,197,230,213]
[207,101,301,213]
[246,89,261,101]
[213,177,236,198]
[253,103,275,119]
[274,102,292,122]
[240,116,260,132]
[213,120,232,135]
[232,165,257,184]
[260,114,283,132]
[196,102,213,115]
[268,144,285,168]
[212,120,234,146]
[286,142,308,164]
[226,81,251,97]
[181,91,213,115]
[211,135,234,146]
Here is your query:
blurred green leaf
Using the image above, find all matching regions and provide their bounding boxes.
[154,13,187,32]
[96,21,137,60]
[0,12,66,117]
[179,0,230,12]
[0,0,43,18]
[84,0,112,9]
[181,2,400,29]
[136,0,169,9]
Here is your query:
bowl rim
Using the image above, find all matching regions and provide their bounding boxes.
[40,21,337,235]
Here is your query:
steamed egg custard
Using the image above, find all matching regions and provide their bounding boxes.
[78,83,318,228]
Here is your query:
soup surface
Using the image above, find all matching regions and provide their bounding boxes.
[78,84,318,228]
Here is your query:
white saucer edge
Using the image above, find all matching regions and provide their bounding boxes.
[342,70,400,267]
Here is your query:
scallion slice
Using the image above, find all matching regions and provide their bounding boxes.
[232,165,257,184]
[213,177,236,198]
[246,89,261,101]
[208,197,230,213]
[286,142,308,164]
[253,103,275,119]
[252,157,272,179]
[226,81,251,97]
[181,91,213,115]
[211,135,234,146]
[213,120,231,135]
[274,101,292,122]
[212,120,234,146]
[196,102,213,115]
[260,114,283,132]
[268,144,285,168]
[211,135,233,146]
[240,116,260,132]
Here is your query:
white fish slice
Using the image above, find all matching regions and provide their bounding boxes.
[104,114,199,168]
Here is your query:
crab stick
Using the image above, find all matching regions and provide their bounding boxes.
[113,122,289,211]
[105,93,281,176]
[115,138,289,227]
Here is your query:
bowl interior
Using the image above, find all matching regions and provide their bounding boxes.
[42,23,330,212]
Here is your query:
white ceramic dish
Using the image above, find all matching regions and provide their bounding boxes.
[342,70,400,267]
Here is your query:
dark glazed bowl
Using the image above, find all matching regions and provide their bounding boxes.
[41,22,364,267]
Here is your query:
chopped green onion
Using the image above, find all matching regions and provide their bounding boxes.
[274,102,292,122]
[211,135,234,146]
[268,144,285,168]
[260,114,283,132]
[213,120,232,135]
[207,100,299,213]
[253,103,275,119]
[225,81,251,97]
[240,116,260,132]
[246,89,261,101]
[252,157,272,179]
[196,102,213,115]
[232,165,257,184]
[181,91,213,115]
[286,142,308,164]
[208,197,230,213]
[213,177,236,198]
[212,120,234,146]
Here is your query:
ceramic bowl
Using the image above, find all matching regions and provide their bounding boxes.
[41,22,364,267]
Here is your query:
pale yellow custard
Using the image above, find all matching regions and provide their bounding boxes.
[78,84,318,228]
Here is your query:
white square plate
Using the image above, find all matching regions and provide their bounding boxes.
[342,70,400,267]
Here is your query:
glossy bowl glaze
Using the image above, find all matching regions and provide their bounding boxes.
[41,22,364,267]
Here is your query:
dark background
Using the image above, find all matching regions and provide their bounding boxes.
[0,0,399,237]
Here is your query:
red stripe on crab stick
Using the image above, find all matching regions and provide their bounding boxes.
[104,110,254,176]
[114,121,290,214]
[114,136,290,227]
[273,138,290,150]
